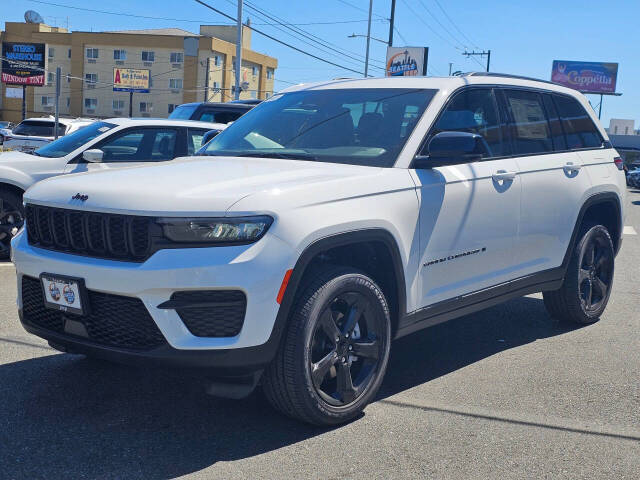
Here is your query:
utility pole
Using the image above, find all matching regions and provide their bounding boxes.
[129,91,133,118]
[204,57,211,102]
[448,63,453,76]
[234,0,243,100]
[54,66,61,139]
[364,0,373,77]
[388,0,396,46]
[21,86,26,121]
[462,49,491,72]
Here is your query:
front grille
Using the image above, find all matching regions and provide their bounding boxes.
[168,290,247,337]
[21,276,166,350]
[25,205,151,262]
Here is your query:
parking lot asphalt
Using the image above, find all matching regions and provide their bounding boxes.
[0,190,639,479]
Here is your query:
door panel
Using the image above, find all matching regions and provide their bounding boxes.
[412,158,521,307]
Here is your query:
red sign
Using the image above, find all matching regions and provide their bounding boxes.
[1,72,44,85]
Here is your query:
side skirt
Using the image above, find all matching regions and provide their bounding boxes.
[395,268,564,339]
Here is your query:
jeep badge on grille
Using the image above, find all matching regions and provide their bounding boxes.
[71,193,88,202]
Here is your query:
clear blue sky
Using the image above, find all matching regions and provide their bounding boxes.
[2,0,637,126]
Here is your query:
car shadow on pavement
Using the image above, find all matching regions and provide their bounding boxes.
[0,296,584,478]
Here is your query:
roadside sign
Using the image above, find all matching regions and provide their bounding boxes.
[385,47,428,77]
[551,60,618,94]
[113,67,150,93]
[1,42,46,85]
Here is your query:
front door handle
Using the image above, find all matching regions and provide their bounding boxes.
[492,170,517,181]
[563,162,582,173]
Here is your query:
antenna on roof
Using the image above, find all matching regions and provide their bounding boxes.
[24,10,45,24]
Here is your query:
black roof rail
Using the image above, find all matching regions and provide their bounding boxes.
[462,72,560,87]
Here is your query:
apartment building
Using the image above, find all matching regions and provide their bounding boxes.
[0,21,277,122]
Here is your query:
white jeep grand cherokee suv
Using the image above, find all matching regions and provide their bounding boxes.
[11,74,626,425]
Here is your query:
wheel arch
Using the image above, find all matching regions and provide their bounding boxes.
[562,192,623,270]
[275,229,407,342]
[0,181,26,200]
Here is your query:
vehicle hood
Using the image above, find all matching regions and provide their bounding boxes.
[0,151,67,178]
[24,156,386,216]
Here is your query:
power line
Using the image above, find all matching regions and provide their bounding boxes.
[26,0,379,27]
[193,0,366,76]
[433,0,480,49]
[242,0,385,68]
[399,0,461,51]
[220,0,382,71]
[416,0,467,49]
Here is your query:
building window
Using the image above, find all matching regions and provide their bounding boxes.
[252,66,259,76]
[170,52,183,63]
[84,98,98,109]
[266,69,274,80]
[41,96,54,106]
[168,104,176,114]
[113,99,125,110]
[214,55,221,66]
[139,102,153,113]
[169,78,183,89]
[48,47,55,58]
[142,51,155,62]
[86,48,99,59]
[47,72,55,86]
[113,49,127,60]
[213,81,220,90]
[85,73,97,84]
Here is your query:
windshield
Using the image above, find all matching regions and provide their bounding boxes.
[202,88,437,167]
[168,104,198,120]
[34,121,117,158]
[13,120,65,137]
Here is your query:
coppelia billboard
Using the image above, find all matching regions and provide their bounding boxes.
[385,47,428,77]
[551,60,618,94]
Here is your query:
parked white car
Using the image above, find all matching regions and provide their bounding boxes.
[11,74,626,425]
[0,118,225,257]
[2,117,96,153]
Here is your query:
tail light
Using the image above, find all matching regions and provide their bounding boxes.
[614,157,624,171]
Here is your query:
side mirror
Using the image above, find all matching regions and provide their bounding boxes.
[82,148,104,163]
[201,129,220,147]
[413,131,488,169]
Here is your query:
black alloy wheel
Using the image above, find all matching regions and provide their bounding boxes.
[0,192,24,259]
[309,291,385,406]
[578,230,613,313]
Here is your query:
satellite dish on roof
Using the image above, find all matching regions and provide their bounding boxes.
[24,10,45,24]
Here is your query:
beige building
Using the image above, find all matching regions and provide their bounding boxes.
[0,21,277,123]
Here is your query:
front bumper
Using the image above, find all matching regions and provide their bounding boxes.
[12,229,296,372]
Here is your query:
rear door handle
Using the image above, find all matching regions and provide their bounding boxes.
[492,170,517,181]
[563,162,582,173]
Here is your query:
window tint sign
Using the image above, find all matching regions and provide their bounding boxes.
[385,47,428,77]
[551,60,618,94]
[1,42,46,85]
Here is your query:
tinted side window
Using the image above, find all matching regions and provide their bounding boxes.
[542,94,567,151]
[429,88,504,158]
[503,89,553,155]
[198,110,244,124]
[553,94,603,149]
[100,128,177,162]
[187,128,210,155]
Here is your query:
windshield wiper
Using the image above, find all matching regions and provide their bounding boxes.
[233,151,319,161]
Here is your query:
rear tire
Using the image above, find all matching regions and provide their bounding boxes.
[263,266,391,425]
[0,189,24,260]
[543,224,614,324]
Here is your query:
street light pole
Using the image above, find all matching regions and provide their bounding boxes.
[364,0,373,78]
[388,0,396,46]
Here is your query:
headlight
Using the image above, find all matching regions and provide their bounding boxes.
[157,216,273,244]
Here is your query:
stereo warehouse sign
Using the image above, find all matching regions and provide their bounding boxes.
[1,42,46,85]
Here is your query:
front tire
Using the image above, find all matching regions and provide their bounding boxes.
[543,224,614,324]
[0,189,24,260]
[263,266,391,425]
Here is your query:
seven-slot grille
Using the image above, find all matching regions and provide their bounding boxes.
[25,204,151,261]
